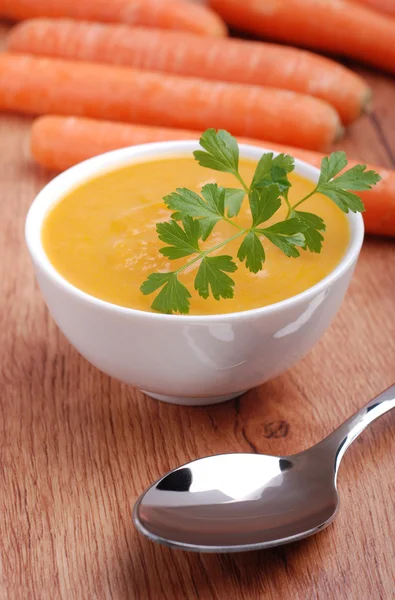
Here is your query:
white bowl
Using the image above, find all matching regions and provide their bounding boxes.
[25,141,364,406]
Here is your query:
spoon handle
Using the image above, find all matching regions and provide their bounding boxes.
[317,385,395,471]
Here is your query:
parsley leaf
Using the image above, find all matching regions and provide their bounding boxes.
[317,187,365,213]
[259,219,307,258]
[225,188,245,218]
[260,218,308,236]
[327,163,381,191]
[164,188,206,219]
[194,255,237,300]
[201,182,225,214]
[318,152,348,185]
[251,152,294,197]
[157,216,201,260]
[140,272,171,295]
[140,272,191,315]
[317,152,381,213]
[292,210,326,253]
[263,232,306,258]
[164,184,225,240]
[193,129,239,176]
[237,232,265,273]
[249,185,282,227]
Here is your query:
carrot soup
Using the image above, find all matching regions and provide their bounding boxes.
[41,156,350,315]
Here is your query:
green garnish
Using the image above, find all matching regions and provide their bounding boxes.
[141,129,381,315]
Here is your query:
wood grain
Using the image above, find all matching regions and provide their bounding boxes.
[0,22,394,600]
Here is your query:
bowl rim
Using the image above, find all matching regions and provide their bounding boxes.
[25,140,364,322]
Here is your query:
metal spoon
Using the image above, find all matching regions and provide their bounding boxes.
[133,385,395,553]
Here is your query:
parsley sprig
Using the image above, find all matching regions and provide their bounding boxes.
[141,129,381,314]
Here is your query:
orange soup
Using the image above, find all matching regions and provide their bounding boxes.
[42,156,350,315]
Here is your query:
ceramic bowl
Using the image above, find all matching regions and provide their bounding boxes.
[25,141,364,406]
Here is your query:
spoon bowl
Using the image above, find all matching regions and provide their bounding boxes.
[134,386,394,552]
[134,451,338,551]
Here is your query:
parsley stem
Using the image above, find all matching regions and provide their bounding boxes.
[223,216,244,231]
[234,172,250,194]
[175,230,246,275]
[291,188,317,211]
[284,196,293,218]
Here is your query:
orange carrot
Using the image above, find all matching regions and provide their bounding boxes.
[30,116,395,237]
[6,19,371,125]
[0,0,227,37]
[353,0,395,17]
[0,53,342,151]
[209,0,395,74]
[30,117,202,171]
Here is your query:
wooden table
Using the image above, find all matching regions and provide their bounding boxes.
[0,22,394,600]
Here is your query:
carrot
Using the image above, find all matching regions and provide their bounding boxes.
[353,0,395,17]
[30,116,395,237]
[0,53,342,151]
[30,117,202,171]
[209,0,395,75]
[0,0,227,37]
[6,19,371,126]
